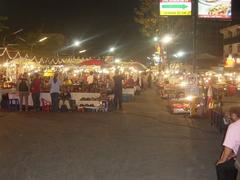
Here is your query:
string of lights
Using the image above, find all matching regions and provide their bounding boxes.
[0,48,97,65]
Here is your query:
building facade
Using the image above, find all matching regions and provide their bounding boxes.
[220,25,240,67]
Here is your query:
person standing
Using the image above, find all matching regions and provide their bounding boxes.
[50,73,61,112]
[216,107,240,180]
[17,73,30,112]
[87,71,94,92]
[147,72,152,88]
[113,70,124,110]
[31,73,41,112]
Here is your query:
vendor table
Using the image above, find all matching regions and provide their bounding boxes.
[8,92,101,106]
[0,89,16,103]
[123,87,136,96]
[76,100,101,107]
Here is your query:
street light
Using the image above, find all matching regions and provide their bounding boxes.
[177,51,185,57]
[109,47,116,53]
[31,36,49,53]
[161,35,173,44]
[79,50,87,54]
[73,40,81,47]
[115,58,121,63]
[174,51,185,58]
[38,37,48,42]
[153,37,159,42]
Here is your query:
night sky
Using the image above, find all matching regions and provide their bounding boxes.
[0,0,240,61]
[0,0,151,61]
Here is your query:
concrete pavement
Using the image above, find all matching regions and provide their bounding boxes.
[0,89,223,180]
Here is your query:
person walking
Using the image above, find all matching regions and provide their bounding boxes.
[31,73,41,112]
[17,73,30,112]
[113,70,124,110]
[216,107,240,180]
[50,73,61,112]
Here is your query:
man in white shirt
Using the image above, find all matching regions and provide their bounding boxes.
[216,107,240,180]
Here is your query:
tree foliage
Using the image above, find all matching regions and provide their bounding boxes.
[134,0,192,39]
[19,32,65,56]
[0,16,9,33]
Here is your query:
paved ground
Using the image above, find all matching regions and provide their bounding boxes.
[0,89,223,180]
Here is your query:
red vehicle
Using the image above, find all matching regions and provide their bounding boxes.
[169,99,191,114]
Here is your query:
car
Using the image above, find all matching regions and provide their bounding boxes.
[168,99,191,114]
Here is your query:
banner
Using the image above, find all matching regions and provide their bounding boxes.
[160,0,192,16]
[198,0,231,19]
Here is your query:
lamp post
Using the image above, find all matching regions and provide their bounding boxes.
[73,40,81,47]
[31,36,49,53]
[72,40,81,57]
[161,35,173,44]
[109,47,116,53]
[153,34,173,64]
[38,37,48,42]
[108,47,116,62]
[79,50,87,54]
[174,51,185,58]
[153,36,159,42]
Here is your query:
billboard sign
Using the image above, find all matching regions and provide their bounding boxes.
[198,0,232,19]
[160,0,192,16]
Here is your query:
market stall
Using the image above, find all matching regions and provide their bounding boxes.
[0,48,148,112]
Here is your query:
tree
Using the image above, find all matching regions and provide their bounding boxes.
[0,16,8,33]
[134,0,161,37]
[134,0,192,38]
[21,32,65,56]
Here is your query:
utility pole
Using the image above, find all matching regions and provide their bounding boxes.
[192,0,198,73]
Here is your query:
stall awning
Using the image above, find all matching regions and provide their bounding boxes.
[80,59,104,66]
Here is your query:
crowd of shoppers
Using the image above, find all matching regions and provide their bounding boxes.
[15,70,143,112]
[17,72,66,112]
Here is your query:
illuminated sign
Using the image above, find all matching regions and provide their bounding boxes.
[160,0,192,16]
[198,0,232,19]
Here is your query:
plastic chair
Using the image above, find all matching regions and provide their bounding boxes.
[41,98,51,112]
[8,99,19,111]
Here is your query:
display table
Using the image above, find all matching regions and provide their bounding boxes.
[0,88,16,103]
[76,100,101,107]
[8,92,101,106]
[123,87,136,96]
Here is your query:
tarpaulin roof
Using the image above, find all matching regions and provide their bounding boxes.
[80,59,104,66]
